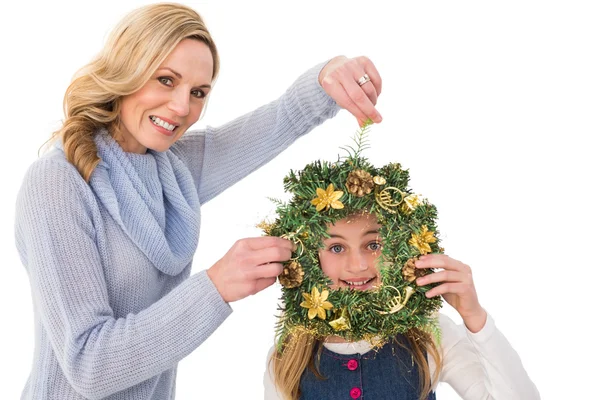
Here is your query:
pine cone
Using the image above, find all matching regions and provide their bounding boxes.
[279,260,305,288]
[345,170,374,197]
[402,257,427,282]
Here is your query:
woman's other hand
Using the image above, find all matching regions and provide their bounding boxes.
[207,237,294,303]
[319,55,383,126]
[415,254,488,333]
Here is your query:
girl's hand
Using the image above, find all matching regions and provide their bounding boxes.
[415,254,487,333]
[207,237,294,303]
[319,55,383,126]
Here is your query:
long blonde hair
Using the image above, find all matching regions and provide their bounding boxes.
[271,328,442,400]
[52,2,219,181]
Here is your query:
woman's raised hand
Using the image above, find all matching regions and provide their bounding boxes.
[319,55,383,127]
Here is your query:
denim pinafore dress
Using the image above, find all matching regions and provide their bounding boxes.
[299,336,436,400]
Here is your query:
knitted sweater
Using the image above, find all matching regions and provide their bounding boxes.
[15,62,339,400]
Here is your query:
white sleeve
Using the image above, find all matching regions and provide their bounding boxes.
[436,312,540,400]
[264,345,286,400]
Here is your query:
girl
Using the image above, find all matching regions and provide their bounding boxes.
[262,128,540,399]
[15,3,382,399]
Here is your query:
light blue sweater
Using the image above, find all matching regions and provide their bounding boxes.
[15,62,339,400]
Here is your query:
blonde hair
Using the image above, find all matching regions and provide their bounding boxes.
[52,2,219,181]
[271,329,442,400]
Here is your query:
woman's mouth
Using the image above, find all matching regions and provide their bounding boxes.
[150,116,179,136]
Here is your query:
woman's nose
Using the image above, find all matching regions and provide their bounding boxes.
[167,89,190,117]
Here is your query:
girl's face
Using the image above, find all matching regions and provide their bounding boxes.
[318,213,382,291]
[118,38,214,153]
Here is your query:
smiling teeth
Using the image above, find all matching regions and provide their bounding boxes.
[151,116,176,131]
[345,279,371,286]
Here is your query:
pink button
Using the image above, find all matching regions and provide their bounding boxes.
[350,387,362,399]
[347,359,358,371]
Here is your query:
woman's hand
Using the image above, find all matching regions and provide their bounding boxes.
[415,254,487,333]
[319,55,383,126]
[207,237,294,303]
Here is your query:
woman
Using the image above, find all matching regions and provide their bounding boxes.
[15,3,381,399]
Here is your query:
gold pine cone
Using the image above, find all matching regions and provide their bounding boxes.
[402,257,427,283]
[345,169,375,197]
[279,261,305,288]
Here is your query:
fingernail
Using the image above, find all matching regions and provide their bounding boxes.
[416,278,424,285]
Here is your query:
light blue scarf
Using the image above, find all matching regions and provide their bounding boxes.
[89,131,200,276]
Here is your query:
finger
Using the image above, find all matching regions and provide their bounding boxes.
[338,71,382,123]
[251,262,284,280]
[425,282,462,298]
[359,56,382,96]
[254,277,277,294]
[247,246,293,267]
[238,236,295,252]
[416,254,469,272]
[359,80,378,108]
[321,77,370,125]
[416,270,466,286]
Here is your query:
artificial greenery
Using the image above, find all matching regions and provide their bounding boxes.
[262,122,444,349]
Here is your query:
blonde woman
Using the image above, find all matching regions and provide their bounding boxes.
[14,3,382,399]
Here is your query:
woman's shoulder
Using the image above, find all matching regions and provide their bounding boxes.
[19,146,94,207]
[23,146,84,186]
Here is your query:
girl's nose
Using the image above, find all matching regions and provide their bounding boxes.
[346,250,369,272]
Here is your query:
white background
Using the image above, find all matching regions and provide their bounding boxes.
[2,1,599,399]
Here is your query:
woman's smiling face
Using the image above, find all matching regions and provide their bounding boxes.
[117,38,214,153]
[318,213,383,291]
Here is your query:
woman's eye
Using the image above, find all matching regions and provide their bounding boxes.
[191,89,206,99]
[158,77,173,86]
[330,245,344,254]
[368,242,382,251]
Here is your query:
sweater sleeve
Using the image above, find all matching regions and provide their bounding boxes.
[171,60,340,204]
[437,313,540,400]
[15,158,232,400]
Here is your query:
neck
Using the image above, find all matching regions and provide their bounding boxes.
[324,335,352,344]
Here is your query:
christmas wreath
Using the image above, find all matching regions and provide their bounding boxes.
[261,122,444,348]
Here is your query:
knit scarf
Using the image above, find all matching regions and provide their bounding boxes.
[89,131,200,276]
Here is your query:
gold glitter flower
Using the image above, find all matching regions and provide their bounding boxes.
[300,287,334,320]
[400,194,422,214]
[408,225,437,255]
[310,184,344,212]
[329,308,351,331]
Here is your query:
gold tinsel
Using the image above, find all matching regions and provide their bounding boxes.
[345,169,375,197]
[278,260,305,288]
[402,257,427,283]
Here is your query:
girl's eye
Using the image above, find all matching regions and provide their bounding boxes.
[368,242,382,252]
[191,89,206,99]
[330,245,344,254]
[158,77,173,86]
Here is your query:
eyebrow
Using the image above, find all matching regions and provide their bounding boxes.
[158,67,212,89]
[327,229,380,240]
